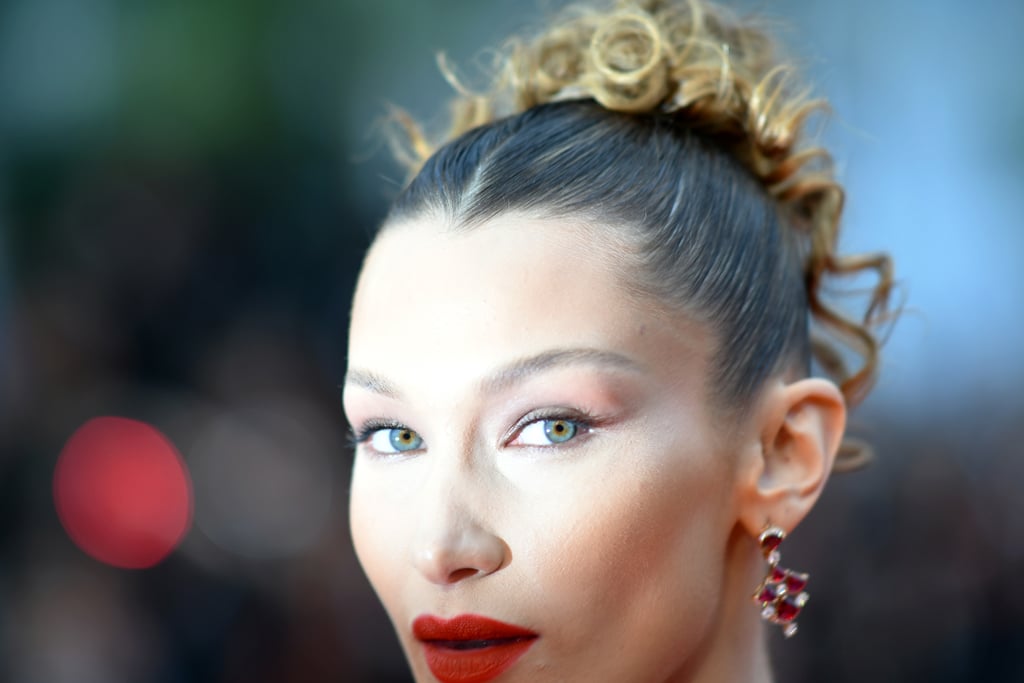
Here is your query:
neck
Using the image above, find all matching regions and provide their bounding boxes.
[666,525,775,683]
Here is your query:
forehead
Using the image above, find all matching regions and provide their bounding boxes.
[347,213,710,395]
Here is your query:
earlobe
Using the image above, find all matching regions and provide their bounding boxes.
[737,378,846,537]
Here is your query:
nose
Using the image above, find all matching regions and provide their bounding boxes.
[414,523,508,585]
[412,470,509,585]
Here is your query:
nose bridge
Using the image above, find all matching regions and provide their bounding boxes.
[412,437,507,585]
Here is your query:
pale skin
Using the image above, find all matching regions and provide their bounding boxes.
[343,212,846,683]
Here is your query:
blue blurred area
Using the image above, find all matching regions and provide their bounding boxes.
[792,0,1024,419]
[1,1,1022,682]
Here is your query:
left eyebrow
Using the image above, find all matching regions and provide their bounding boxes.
[343,347,644,400]
[480,347,644,395]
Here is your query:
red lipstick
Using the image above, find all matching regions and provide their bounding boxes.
[413,614,538,683]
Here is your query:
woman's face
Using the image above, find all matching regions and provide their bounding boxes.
[343,213,747,683]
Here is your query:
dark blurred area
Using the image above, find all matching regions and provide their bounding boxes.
[0,0,1022,682]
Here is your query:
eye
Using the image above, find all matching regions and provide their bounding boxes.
[369,428,423,454]
[516,418,580,446]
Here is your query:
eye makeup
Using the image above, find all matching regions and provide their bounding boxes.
[346,363,641,460]
[349,403,613,458]
[349,419,422,453]
[503,406,604,449]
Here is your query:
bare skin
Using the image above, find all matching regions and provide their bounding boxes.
[343,212,845,683]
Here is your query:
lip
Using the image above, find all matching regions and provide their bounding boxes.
[413,614,539,683]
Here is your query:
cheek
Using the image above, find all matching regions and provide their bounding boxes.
[539,453,725,587]
[518,431,733,672]
[349,464,407,606]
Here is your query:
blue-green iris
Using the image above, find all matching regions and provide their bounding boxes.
[543,419,577,443]
[389,428,422,451]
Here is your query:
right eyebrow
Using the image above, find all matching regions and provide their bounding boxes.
[343,346,643,401]
[344,369,402,399]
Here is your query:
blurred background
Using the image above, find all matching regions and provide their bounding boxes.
[1,0,1022,681]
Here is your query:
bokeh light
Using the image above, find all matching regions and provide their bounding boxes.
[53,416,193,569]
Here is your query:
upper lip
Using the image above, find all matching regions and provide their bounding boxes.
[413,614,538,642]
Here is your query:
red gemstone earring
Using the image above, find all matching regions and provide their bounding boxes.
[752,525,810,638]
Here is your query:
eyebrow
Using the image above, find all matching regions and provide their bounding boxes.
[344,347,644,400]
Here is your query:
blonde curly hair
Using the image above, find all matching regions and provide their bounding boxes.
[388,0,895,470]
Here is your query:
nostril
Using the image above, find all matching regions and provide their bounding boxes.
[447,567,479,583]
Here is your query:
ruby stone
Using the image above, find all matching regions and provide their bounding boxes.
[757,584,778,604]
[785,572,809,592]
[760,533,783,552]
[775,597,802,622]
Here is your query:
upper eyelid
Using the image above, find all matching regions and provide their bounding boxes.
[351,419,417,445]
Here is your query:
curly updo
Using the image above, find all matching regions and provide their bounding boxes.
[382,0,895,470]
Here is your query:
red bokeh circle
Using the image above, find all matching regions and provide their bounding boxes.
[54,416,194,569]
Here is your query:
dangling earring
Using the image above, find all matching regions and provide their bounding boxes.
[752,525,810,638]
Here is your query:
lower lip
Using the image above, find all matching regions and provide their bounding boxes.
[421,638,537,683]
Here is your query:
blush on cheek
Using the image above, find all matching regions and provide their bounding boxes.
[520,427,728,668]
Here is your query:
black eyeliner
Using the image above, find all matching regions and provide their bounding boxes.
[351,418,413,445]
[505,406,601,444]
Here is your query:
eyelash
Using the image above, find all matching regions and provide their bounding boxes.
[507,408,598,447]
[348,418,408,451]
[348,408,600,454]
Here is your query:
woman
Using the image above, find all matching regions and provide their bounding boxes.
[342,0,894,681]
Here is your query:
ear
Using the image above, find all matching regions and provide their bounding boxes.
[735,378,846,538]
